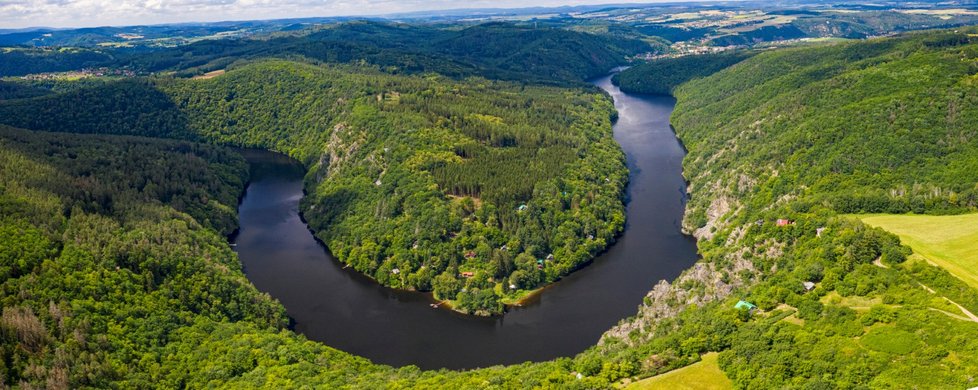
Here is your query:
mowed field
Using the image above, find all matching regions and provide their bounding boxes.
[858,213,978,289]
[625,353,732,390]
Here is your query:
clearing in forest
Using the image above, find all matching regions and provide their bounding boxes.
[191,69,226,80]
[858,213,978,289]
[625,352,732,390]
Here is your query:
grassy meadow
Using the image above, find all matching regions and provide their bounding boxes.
[624,353,732,390]
[858,213,978,289]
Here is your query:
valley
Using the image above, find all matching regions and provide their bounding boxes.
[2,1,978,388]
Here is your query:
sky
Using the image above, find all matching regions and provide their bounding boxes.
[0,0,680,29]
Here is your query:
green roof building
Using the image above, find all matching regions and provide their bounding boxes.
[735,300,757,312]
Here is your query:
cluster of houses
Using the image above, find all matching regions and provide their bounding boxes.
[22,67,136,80]
[633,42,743,61]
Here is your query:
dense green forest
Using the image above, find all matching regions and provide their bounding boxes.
[672,30,978,222]
[0,126,244,235]
[0,60,628,314]
[613,51,754,95]
[0,126,287,386]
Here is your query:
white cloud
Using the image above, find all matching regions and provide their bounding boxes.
[0,0,678,29]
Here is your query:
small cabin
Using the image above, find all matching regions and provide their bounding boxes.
[735,300,757,313]
[392,268,400,275]
[546,253,554,261]
[517,204,527,211]
[776,219,793,227]
[460,271,475,278]
[803,281,816,291]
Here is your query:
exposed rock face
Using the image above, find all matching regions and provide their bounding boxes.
[692,193,733,240]
[601,233,760,346]
[314,123,362,182]
[601,121,775,347]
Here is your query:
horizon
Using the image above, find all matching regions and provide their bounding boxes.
[0,0,704,30]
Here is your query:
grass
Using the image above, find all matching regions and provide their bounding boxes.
[861,326,920,355]
[625,353,732,390]
[821,291,882,311]
[857,213,978,289]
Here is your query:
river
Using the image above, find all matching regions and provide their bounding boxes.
[231,74,698,369]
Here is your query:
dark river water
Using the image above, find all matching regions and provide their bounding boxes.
[232,74,699,370]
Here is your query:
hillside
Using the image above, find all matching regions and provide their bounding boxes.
[613,51,754,95]
[594,28,978,388]
[673,30,978,229]
[115,21,649,84]
[0,47,116,77]
[0,126,287,386]
[0,60,628,315]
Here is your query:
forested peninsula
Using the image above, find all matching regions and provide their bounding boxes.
[0,61,629,314]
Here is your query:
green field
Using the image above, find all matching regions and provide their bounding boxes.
[861,326,920,355]
[625,353,732,390]
[859,213,978,289]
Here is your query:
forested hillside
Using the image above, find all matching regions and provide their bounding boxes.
[673,30,978,226]
[0,127,287,386]
[592,28,978,388]
[613,51,754,95]
[1,21,649,84]
[0,60,628,314]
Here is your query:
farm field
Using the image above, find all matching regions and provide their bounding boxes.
[858,213,978,289]
[625,352,732,390]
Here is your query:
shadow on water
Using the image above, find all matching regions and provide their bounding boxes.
[232,74,699,370]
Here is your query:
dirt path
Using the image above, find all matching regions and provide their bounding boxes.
[948,300,978,322]
[872,258,978,323]
[919,283,936,294]
[918,283,978,323]
[929,308,974,322]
